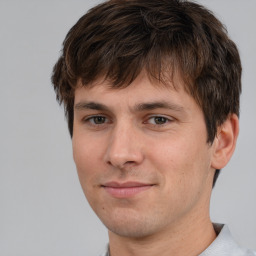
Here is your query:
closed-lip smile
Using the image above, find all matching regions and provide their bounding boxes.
[102,181,154,198]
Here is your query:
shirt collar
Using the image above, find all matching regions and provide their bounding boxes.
[199,223,244,256]
[102,224,254,256]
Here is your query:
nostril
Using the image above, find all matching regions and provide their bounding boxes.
[104,134,144,168]
[107,159,137,170]
[126,161,135,165]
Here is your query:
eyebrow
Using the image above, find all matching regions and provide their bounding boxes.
[74,101,185,113]
[134,101,185,112]
[74,102,109,111]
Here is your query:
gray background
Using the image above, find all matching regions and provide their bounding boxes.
[0,0,255,255]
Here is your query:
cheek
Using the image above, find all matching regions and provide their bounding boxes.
[149,139,212,219]
[72,136,101,192]
[150,135,211,193]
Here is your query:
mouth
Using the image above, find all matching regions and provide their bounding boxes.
[101,181,154,198]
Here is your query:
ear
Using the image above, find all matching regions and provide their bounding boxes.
[211,114,239,170]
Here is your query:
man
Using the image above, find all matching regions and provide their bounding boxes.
[51,0,255,255]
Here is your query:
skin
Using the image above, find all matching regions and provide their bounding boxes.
[72,72,239,256]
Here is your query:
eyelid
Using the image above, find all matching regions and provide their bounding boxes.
[82,114,111,125]
[145,114,174,125]
[81,113,174,126]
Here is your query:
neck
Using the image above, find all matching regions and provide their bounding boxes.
[108,210,216,256]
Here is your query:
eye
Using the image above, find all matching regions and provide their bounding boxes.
[86,116,108,125]
[147,116,170,125]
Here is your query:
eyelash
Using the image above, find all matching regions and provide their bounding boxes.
[82,115,173,127]
[146,116,171,125]
[83,115,110,125]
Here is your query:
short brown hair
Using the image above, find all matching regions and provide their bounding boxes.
[51,0,242,186]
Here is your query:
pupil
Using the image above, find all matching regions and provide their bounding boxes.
[155,117,166,124]
[94,116,105,124]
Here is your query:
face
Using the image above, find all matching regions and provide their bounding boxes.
[72,72,216,238]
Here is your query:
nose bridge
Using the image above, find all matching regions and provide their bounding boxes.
[104,119,143,168]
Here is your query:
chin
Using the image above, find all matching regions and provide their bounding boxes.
[107,222,155,238]
[100,209,165,238]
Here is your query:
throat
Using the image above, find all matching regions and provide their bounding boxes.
[108,219,216,256]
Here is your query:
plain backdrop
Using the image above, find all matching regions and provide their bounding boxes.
[0,0,255,255]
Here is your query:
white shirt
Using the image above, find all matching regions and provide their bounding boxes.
[99,224,256,256]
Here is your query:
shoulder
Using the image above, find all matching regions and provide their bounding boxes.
[99,253,108,256]
[200,224,256,256]
[232,247,256,256]
[98,245,109,256]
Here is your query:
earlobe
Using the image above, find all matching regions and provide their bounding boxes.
[211,114,239,170]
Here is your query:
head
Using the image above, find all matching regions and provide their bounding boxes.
[51,0,241,234]
[52,0,241,188]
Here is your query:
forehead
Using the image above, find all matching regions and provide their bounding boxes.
[75,70,189,99]
[73,72,201,116]
[75,71,180,98]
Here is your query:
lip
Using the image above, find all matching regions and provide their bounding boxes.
[102,181,154,198]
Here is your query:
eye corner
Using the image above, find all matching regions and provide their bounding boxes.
[146,115,173,126]
[80,114,112,128]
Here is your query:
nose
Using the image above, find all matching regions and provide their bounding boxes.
[104,123,144,169]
